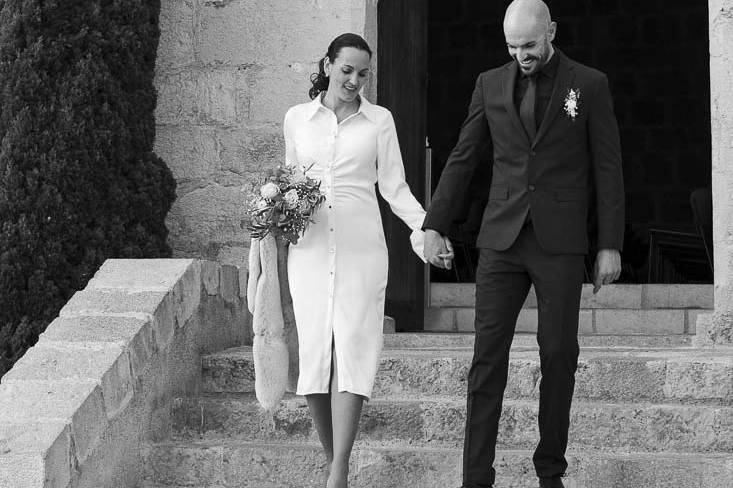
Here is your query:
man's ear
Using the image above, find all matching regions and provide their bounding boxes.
[547,21,557,42]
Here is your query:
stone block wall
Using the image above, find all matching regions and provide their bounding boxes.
[0,259,250,488]
[427,0,711,281]
[155,0,376,267]
[427,283,713,334]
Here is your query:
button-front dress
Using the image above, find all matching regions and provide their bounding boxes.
[283,94,426,400]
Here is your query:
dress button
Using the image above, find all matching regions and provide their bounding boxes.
[528,185,536,192]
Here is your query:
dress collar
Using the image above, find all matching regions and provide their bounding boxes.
[305,92,378,123]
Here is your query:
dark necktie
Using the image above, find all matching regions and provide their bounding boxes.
[519,75,537,141]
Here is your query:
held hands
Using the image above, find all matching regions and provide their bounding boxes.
[593,248,621,294]
[424,229,455,270]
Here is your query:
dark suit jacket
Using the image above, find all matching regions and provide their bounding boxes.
[424,50,625,255]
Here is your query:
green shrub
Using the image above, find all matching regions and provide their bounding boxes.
[0,0,176,376]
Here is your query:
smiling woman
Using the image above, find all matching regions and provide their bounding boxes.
[308,33,373,104]
[279,32,428,488]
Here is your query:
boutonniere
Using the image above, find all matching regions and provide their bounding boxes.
[563,88,581,121]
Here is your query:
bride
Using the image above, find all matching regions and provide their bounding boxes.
[282,32,452,487]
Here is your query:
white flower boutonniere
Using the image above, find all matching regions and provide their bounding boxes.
[563,88,581,121]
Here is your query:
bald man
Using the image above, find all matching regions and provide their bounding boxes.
[423,1,624,487]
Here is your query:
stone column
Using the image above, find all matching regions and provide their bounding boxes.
[706,0,733,345]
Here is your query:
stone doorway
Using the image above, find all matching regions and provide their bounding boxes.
[426,0,712,285]
[374,0,731,335]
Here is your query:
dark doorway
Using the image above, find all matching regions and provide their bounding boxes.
[377,0,428,330]
[427,0,712,284]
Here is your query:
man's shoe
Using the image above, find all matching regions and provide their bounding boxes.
[538,476,564,488]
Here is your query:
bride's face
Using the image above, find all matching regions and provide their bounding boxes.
[325,47,371,104]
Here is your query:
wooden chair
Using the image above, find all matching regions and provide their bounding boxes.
[647,187,713,283]
[690,187,713,273]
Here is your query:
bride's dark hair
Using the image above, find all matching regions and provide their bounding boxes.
[309,33,372,100]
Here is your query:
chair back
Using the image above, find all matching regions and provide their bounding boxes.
[690,187,713,271]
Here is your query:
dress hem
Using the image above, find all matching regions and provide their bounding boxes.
[296,388,371,401]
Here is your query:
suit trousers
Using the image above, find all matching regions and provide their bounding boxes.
[463,222,585,486]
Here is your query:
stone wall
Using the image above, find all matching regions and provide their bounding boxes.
[0,259,249,488]
[155,0,377,267]
[706,0,733,345]
[427,0,711,281]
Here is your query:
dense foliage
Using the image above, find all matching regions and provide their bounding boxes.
[0,0,176,376]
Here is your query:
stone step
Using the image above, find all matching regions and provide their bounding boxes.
[140,441,733,488]
[425,306,707,334]
[202,346,733,404]
[170,394,733,453]
[431,283,714,309]
[426,283,713,334]
[384,332,693,349]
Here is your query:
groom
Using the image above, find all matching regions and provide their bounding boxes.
[424,1,624,487]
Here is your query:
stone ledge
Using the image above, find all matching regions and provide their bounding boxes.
[0,258,248,488]
[59,260,202,353]
[431,283,714,310]
[0,380,106,466]
[85,259,197,292]
[383,332,693,349]
[3,342,134,420]
[427,307,688,335]
[38,316,156,379]
[0,420,71,488]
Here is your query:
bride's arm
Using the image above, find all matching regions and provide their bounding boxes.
[376,110,427,261]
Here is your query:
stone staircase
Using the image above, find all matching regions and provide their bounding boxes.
[140,326,733,487]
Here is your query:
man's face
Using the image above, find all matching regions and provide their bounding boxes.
[504,21,556,75]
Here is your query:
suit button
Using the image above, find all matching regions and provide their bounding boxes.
[530,151,536,156]
[528,185,536,192]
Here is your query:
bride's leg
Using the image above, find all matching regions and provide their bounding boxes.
[327,354,364,488]
[306,343,337,473]
[306,394,334,467]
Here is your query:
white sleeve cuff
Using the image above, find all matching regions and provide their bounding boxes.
[409,229,427,264]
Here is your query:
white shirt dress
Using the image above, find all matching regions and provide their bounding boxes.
[283,94,426,400]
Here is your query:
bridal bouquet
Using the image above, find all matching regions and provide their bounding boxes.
[248,164,326,245]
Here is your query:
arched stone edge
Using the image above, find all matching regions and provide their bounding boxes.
[0,259,250,488]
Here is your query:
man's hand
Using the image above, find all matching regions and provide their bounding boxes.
[424,229,455,269]
[593,248,621,294]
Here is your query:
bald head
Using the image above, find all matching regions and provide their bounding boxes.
[503,0,556,75]
[504,0,552,32]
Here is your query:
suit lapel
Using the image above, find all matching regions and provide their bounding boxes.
[533,51,576,149]
[501,61,531,146]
